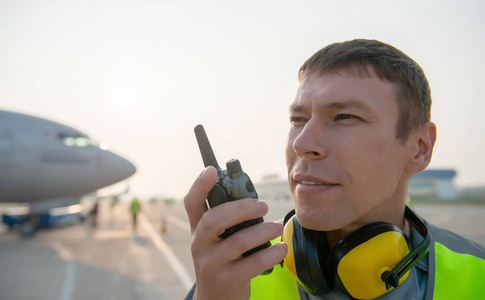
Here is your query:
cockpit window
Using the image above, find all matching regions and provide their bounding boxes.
[58,133,106,148]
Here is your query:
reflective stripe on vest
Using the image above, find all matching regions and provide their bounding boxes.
[434,242,485,299]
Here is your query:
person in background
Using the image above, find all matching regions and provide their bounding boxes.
[90,200,99,228]
[130,197,141,229]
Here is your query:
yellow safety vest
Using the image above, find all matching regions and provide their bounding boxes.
[250,262,299,300]
[433,242,485,299]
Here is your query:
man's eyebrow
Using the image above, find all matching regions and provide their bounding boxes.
[326,100,368,110]
[289,100,369,113]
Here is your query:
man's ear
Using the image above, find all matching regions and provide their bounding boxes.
[406,122,437,174]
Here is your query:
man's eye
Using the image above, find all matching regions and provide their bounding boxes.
[290,117,307,125]
[335,114,357,121]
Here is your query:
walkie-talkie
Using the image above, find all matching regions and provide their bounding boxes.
[194,124,272,258]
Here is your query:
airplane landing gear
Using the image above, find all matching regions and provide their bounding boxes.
[19,217,37,238]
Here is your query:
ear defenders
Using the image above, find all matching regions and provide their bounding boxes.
[281,206,430,300]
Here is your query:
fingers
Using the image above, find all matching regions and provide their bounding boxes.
[196,198,268,240]
[194,241,288,299]
[193,209,286,276]
[220,221,284,261]
[192,219,288,297]
[235,241,288,279]
[184,166,218,233]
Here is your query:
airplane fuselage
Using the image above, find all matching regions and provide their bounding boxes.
[0,110,136,203]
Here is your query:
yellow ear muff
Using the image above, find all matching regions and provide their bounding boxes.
[282,216,297,277]
[337,231,410,299]
[329,223,411,300]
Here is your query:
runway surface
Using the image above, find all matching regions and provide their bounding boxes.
[1,200,484,300]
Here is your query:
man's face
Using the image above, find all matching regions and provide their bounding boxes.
[286,68,416,233]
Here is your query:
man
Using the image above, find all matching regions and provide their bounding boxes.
[90,200,99,228]
[184,39,485,299]
[130,197,141,229]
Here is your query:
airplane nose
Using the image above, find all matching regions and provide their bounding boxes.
[114,154,137,179]
[98,150,137,185]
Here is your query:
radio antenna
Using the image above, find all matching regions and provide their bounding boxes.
[194,124,220,170]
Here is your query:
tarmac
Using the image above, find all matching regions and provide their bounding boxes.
[1,200,484,300]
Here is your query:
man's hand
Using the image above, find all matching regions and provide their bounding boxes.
[184,166,288,300]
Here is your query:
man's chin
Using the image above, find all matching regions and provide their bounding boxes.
[295,209,338,231]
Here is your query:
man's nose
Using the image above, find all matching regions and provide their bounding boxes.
[292,121,328,160]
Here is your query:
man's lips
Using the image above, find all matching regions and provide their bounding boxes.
[299,180,325,185]
[293,175,339,193]
[293,174,337,186]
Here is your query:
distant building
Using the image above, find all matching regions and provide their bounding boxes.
[256,169,458,201]
[408,169,457,199]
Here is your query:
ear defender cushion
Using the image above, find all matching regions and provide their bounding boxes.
[282,211,332,296]
[328,223,411,300]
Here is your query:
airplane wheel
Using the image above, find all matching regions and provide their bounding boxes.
[20,220,36,238]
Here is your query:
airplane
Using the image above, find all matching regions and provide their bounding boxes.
[0,109,136,236]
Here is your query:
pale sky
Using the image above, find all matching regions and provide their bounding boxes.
[1,0,484,199]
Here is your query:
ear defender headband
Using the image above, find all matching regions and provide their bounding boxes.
[281,206,430,300]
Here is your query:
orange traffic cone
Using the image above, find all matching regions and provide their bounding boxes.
[160,216,167,234]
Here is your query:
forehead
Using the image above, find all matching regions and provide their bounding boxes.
[291,69,399,113]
